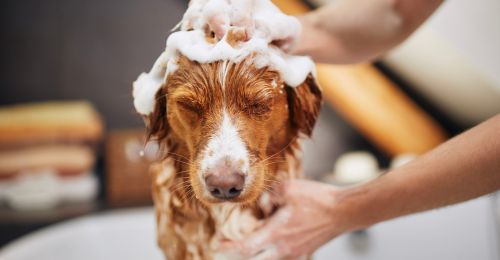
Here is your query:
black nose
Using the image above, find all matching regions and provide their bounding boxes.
[205,173,245,200]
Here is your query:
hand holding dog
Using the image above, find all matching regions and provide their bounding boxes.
[219,180,347,259]
[221,114,500,259]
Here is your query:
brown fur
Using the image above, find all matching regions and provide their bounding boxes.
[146,55,321,259]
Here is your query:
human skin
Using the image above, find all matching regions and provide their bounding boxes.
[206,0,443,64]
[221,114,500,259]
[292,0,444,63]
[203,0,500,258]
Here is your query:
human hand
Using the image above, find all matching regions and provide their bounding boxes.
[219,180,349,259]
[204,0,255,40]
[202,0,301,51]
[289,14,350,63]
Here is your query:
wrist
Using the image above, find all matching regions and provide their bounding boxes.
[330,184,379,232]
[310,182,355,242]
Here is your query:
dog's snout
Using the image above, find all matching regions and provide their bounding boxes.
[205,172,245,200]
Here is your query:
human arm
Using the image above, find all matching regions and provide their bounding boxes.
[220,114,500,259]
[293,0,444,63]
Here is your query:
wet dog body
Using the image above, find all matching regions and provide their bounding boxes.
[148,55,321,259]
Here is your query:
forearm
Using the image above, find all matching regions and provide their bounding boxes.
[294,0,443,64]
[335,114,500,231]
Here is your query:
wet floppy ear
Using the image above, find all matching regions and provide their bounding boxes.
[145,85,170,142]
[286,74,322,136]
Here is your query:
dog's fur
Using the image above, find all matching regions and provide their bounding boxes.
[146,54,321,259]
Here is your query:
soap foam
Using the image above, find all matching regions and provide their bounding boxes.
[133,0,315,115]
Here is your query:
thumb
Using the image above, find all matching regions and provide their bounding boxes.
[207,13,228,39]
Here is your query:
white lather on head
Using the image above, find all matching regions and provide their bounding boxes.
[132,0,316,116]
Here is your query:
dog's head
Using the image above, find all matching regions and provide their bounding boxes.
[147,54,321,205]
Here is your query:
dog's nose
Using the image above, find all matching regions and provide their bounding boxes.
[205,172,245,200]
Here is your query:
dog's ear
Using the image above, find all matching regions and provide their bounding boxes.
[145,85,170,142]
[286,74,322,136]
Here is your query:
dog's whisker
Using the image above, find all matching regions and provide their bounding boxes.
[169,157,192,165]
[259,161,288,167]
[170,183,191,195]
[262,178,281,184]
[174,169,191,176]
[176,185,192,202]
[171,159,196,168]
[167,151,192,162]
[259,137,297,165]
[186,189,197,202]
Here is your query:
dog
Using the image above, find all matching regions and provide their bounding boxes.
[144,49,321,259]
[131,0,322,258]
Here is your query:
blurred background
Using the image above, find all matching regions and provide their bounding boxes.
[0,0,187,244]
[0,0,499,259]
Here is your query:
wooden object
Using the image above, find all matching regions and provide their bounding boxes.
[316,64,448,155]
[106,130,158,206]
[0,101,103,148]
[273,0,448,155]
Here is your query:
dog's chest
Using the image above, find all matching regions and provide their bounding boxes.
[153,159,264,259]
[209,204,262,241]
[153,151,301,259]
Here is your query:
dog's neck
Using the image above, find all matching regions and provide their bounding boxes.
[152,139,302,259]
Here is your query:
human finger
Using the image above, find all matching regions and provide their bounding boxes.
[207,13,228,39]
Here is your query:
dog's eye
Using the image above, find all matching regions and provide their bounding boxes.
[245,102,271,117]
[176,100,201,115]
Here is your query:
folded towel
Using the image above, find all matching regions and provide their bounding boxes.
[0,101,103,148]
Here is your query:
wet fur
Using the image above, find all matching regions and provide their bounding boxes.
[146,55,321,259]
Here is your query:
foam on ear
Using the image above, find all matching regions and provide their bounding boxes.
[132,0,317,116]
[133,52,171,115]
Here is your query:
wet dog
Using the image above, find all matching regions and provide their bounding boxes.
[146,53,321,259]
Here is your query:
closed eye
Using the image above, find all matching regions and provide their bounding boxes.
[176,99,201,115]
[244,101,271,117]
[242,87,274,117]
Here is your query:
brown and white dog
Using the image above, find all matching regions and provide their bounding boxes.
[144,41,321,258]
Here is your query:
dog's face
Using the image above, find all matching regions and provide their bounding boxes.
[148,55,321,205]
